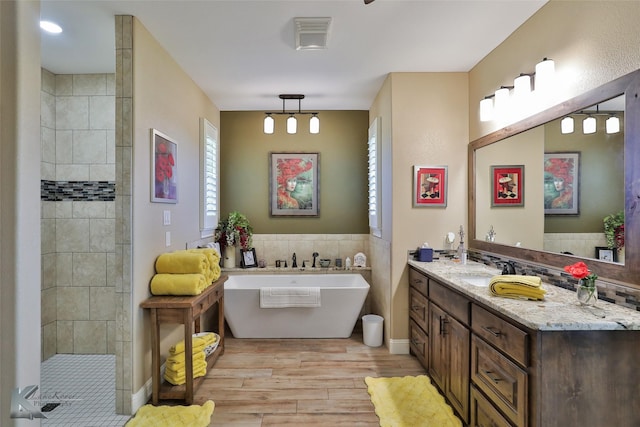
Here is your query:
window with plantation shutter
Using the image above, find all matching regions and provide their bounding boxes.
[200,118,219,237]
[368,118,381,236]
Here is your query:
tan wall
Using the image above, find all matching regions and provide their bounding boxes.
[219,110,369,234]
[131,18,220,394]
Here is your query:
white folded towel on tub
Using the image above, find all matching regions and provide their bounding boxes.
[260,287,321,308]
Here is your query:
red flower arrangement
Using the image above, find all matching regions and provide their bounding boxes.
[564,261,598,287]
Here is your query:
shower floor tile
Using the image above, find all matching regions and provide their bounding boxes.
[41,354,130,426]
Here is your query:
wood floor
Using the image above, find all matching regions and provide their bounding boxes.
[192,333,427,426]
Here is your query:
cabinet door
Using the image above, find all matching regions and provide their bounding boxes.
[447,314,470,423]
[429,302,447,392]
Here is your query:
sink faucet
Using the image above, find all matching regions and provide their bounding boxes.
[499,261,516,275]
[292,252,297,268]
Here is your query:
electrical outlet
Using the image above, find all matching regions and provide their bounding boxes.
[163,210,171,226]
[165,231,171,247]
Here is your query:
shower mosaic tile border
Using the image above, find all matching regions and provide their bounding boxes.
[41,180,115,201]
[470,250,640,312]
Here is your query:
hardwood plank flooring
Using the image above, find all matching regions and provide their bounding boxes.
[191,333,427,426]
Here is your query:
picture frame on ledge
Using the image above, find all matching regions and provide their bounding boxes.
[241,248,258,268]
[595,246,617,263]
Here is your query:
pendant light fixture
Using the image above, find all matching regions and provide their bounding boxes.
[583,115,597,134]
[263,94,319,134]
[561,116,574,134]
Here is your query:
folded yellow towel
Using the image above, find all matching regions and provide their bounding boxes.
[150,273,207,296]
[155,251,209,275]
[194,332,217,347]
[126,400,214,427]
[187,248,221,284]
[169,336,207,356]
[165,350,206,371]
[165,358,207,377]
[164,360,208,385]
[489,275,546,300]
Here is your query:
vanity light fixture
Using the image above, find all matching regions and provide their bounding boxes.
[583,115,597,134]
[480,95,495,122]
[606,115,620,134]
[514,73,533,97]
[494,86,513,115]
[561,116,575,134]
[534,57,555,93]
[264,94,319,135]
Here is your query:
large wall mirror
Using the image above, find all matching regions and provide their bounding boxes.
[468,68,640,285]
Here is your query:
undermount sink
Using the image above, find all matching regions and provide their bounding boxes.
[456,275,493,287]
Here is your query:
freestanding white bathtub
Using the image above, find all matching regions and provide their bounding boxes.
[224,274,370,338]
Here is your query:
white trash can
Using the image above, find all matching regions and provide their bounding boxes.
[362,314,383,347]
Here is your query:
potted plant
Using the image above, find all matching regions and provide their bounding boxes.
[214,211,253,268]
[603,210,624,251]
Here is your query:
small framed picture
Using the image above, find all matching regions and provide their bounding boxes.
[241,248,258,268]
[413,165,447,207]
[491,165,524,207]
[595,246,617,263]
[151,129,178,203]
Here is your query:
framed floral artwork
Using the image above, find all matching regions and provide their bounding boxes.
[544,152,580,215]
[270,152,319,216]
[491,165,524,207]
[413,165,447,207]
[151,129,178,203]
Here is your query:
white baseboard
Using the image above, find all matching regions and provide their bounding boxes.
[388,338,410,355]
[131,376,153,414]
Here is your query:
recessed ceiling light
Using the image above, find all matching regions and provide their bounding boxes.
[40,21,62,34]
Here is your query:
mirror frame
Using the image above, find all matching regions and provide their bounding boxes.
[469,68,640,285]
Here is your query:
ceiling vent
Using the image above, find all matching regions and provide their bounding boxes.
[294,17,331,50]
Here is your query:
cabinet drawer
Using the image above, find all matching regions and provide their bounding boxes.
[409,319,428,368]
[471,304,528,367]
[409,268,428,297]
[471,335,527,427]
[471,386,514,427]
[430,280,469,326]
[409,288,429,331]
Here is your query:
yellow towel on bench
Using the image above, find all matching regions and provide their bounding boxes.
[165,349,206,371]
[489,275,546,301]
[169,336,207,356]
[155,251,209,275]
[150,273,207,296]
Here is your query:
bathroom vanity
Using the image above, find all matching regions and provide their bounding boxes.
[408,260,640,427]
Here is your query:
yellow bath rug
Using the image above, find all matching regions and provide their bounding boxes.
[365,375,462,427]
[126,400,214,427]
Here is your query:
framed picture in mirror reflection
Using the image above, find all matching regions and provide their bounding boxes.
[491,165,524,207]
[544,152,580,215]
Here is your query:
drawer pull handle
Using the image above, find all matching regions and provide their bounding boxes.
[482,326,502,337]
[411,305,424,312]
[482,369,503,383]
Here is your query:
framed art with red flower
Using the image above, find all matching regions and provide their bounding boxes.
[151,129,178,203]
[270,152,319,216]
[413,165,447,207]
[491,165,524,207]
[544,152,579,215]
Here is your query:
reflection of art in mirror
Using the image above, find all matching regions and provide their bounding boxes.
[413,165,447,207]
[595,246,617,263]
[270,152,319,216]
[544,152,579,215]
[241,248,258,268]
[151,129,178,203]
[490,165,523,207]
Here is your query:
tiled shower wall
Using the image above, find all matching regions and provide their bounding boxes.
[40,69,116,360]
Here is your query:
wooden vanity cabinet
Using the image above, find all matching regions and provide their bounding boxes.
[408,268,429,368]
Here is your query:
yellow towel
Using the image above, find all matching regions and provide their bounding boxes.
[165,350,206,371]
[489,275,546,300]
[155,251,209,275]
[169,336,207,356]
[150,273,206,296]
[164,358,207,377]
[188,248,221,284]
[164,360,208,385]
[126,400,214,427]
[194,332,217,347]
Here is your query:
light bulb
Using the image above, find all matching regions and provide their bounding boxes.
[263,115,274,134]
[606,116,620,134]
[561,116,574,134]
[494,87,510,116]
[514,74,532,97]
[309,114,320,134]
[583,116,597,134]
[535,58,555,93]
[480,97,494,122]
[287,115,297,134]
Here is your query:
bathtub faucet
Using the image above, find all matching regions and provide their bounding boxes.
[292,253,297,268]
[312,252,319,268]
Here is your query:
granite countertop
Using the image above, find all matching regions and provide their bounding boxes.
[408,259,640,332]
[221,266,371,273]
